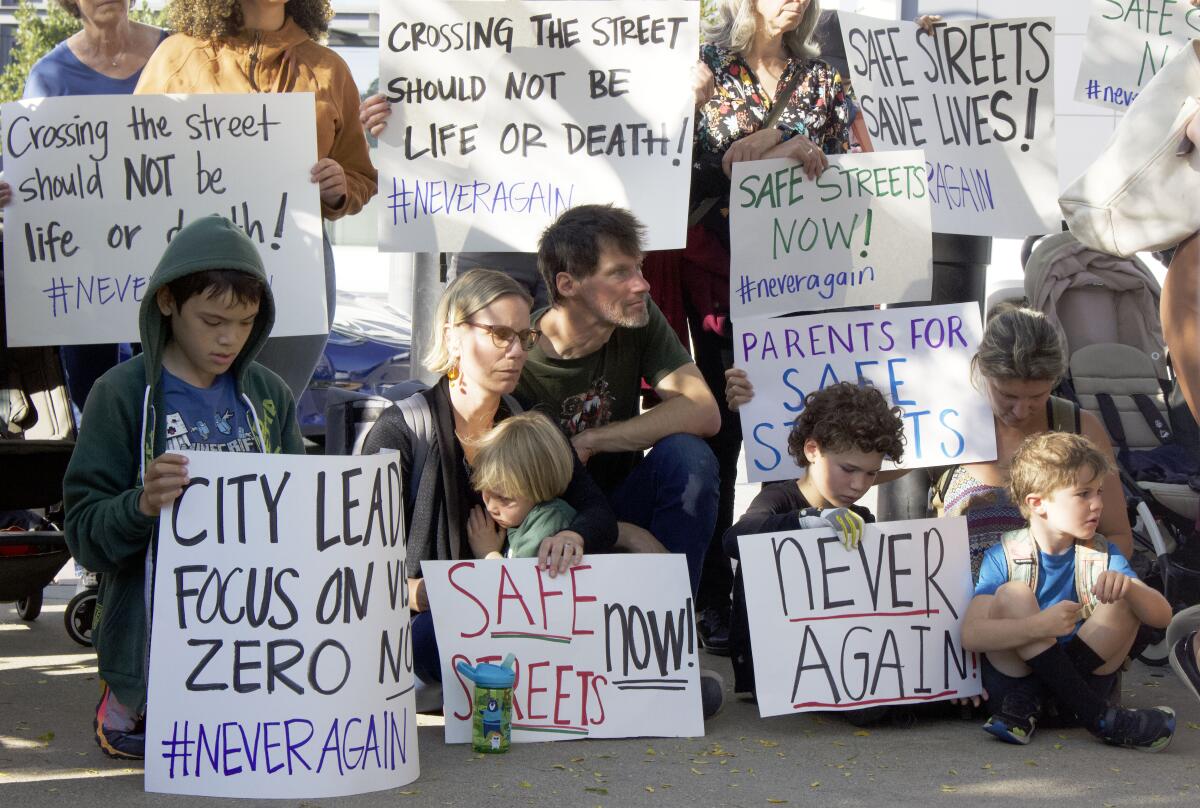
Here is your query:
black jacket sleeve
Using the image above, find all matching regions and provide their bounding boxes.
[561,451,618,553]
[722,482,808,561]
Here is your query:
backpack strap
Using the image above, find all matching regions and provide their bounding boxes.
[395,393,435,509]
[1073,537,1109,621]
[1131,393,1175,444]
[1048,395,1081,434]
[1001,529,1040,594]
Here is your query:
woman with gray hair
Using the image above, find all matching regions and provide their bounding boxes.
[658,0,854,655]
[360,269,617,684]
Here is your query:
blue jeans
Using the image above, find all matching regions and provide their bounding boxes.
[607,433,719,595]
[412,609,442,684]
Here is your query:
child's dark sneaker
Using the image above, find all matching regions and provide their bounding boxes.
[1093,705,1176,752]
[94,686,144,760]
[95,722,145,760]
[983,686,1041,745]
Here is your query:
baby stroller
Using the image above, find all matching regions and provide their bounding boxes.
[1,251,78,634]
[1023,232,1200,663]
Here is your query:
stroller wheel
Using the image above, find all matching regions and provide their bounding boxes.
[64,591,96,647]
[1136,636,1171,667]
[16,591,43,621]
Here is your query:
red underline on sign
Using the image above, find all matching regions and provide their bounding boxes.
[513,723,589,736]
[793,690,959,710]
[490,631,573,644]
[788,609,941,623]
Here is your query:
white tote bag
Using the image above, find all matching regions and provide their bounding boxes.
[1060,40,1200,258]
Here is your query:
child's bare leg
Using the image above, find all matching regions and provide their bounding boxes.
[985,582,1053,676]
[1076,599,1140,675]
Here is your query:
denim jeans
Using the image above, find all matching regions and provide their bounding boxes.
[606,433,719,596]
[411,609,442,684]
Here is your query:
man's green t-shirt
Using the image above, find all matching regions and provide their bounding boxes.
[515,299,693,492]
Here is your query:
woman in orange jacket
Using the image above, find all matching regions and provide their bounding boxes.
[136,0,377,397]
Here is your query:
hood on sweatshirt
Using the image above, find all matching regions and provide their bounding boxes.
[137,214,276,390]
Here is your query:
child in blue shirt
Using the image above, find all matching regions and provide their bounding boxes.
[962,432,1175,751]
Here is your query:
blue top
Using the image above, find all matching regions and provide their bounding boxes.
[974,540,1136,642]
[24,30,168,99]
[160,368,259,453]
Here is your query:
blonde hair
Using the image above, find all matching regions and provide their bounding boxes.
[971,302,1066,385]
[424,269,533,376]
[703,0,821,59]
[470,412,574,503]
[1008,432,1114,519]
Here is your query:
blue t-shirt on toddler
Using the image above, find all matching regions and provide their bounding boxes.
[161,369,259,453]
[974,538,1136,643]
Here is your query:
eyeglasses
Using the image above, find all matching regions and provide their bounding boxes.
[463,321,541,351]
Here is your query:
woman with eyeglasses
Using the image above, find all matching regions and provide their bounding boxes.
[361,269,617,686]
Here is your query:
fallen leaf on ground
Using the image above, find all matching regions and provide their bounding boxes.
[854,730,870,737]
[518,781,532,789]
[767,799,788,804]
[584,787,608,795]
[757,739,779,748]
[941,785,957,793]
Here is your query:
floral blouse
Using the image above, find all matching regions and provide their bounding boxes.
[692,43,853,216]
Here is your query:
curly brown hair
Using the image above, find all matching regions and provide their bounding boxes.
[167,0,332,42]
[787,383,905,467]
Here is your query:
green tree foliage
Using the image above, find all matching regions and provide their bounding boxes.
[0,1,166,104]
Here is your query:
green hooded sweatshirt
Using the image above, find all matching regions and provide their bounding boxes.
[63,215,305,712]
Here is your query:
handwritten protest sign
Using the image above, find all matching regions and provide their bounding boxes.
[839,13,1058,237]
[0,93,325,348]
[739,517,980,717]
[729,152,932,318]
[1075,0,1200,110]
[377,0,698,252]
[734,303,996,483]
[423,555,703,743]
[146,452,418,798]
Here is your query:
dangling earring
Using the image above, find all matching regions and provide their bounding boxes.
[447,359,467,394]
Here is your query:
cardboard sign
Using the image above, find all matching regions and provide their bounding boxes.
[376,0,698,252]
[734,303,996,483]
[838,13,1058,237]
[1,93,326,347]
[146,452,419,798]
[729,152,932,318]
[1075,0,1200,110]
[422,555,703,743]
[739,517,981,717]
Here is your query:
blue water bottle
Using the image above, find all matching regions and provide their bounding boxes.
[457,654,516,753]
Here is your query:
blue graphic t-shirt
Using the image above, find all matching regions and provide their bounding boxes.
[161,369,259,453]
[974,540,1136,642]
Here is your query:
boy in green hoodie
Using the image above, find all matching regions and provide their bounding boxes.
[63,215,304,760]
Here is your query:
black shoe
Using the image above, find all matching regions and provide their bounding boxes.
[983,679,1041,745]
[1093,705,1176,752]
[696,606,731,656]
[700,669,726,720]
[1169,631,1200,705]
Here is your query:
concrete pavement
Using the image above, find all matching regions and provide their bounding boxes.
[2,590,1199,807]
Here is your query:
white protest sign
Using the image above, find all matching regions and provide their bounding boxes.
[729,152,932,318]
[839,13,1058,237]
[1075,0,1200,110]
[739,517,981,717]
[377,0,698,252]
[734,303,996,484]
[422,555,703,743]
[1,93,326,348]
[146,452,419,798]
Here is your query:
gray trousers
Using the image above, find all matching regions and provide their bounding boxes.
[255,232,336,400]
